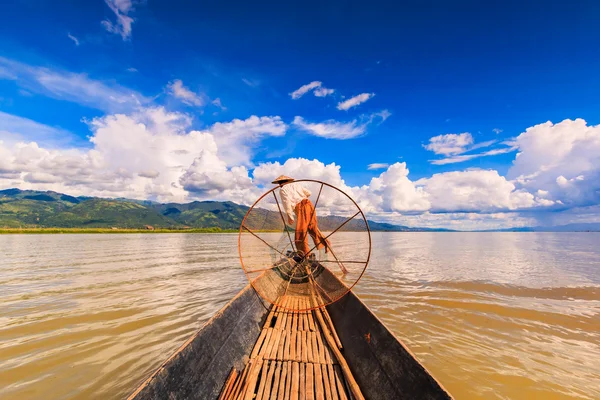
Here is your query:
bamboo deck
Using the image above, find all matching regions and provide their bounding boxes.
[217,295,355,400]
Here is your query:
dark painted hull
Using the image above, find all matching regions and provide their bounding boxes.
[128,270,452,399]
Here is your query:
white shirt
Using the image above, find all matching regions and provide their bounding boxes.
[280,182,311,223]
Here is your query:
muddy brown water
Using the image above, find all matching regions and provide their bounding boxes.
[1,233,598,399]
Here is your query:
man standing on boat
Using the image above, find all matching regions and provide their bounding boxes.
[273,175,331,259]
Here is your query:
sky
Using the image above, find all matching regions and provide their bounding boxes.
[1,0,600,230]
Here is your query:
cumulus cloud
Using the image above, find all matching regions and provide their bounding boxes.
[3,109,598,230]
[0,57,148,112]
[416,169,545,212]
[207,116,287,166]
[0,108,283,204]
[102,0,135,40]
[508,118,600,208]
[337,93,374,111]
[167,79,206,107]
[358,163,430,213]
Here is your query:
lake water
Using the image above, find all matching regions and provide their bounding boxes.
[0,233,599,399]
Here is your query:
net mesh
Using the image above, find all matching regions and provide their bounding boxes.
[239,180,371,311]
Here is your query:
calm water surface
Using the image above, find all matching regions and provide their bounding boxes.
[0,233,599,399]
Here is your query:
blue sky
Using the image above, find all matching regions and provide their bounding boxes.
[1,0,600,229]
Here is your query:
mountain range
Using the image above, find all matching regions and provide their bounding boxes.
[0,188,448,231]
[2,189,598,232]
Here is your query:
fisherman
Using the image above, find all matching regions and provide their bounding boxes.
[272,175,330,259]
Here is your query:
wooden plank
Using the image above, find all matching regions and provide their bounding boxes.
[277,361,288,399]
[254,360,270,400]
[280,307,288,330]
[307,330,314,363]
[270,361,282,400]
[262,328,275,359]
[257,361,276,400]
[277,330,287,360]
[313,303,364,400]
[283,361,292,400]
[228,362,250,400]
[269,329,284,360]
[321,364,333,400]
[286,307,293,331]
[332,365,347,400]
[305,363,314,400]
[311,332,320,365]
[316,332,326,364]
[218,367,238,400]
[251,328,269,359]
[291,301,298,332]
[274,307,283,330]
[299,362,306,400]
[301,331,308,363]
[296,330,302,363]
[264,303,277,329]
[289,330,297,362]
[243,357,264,400]
[290,362,300,400]
[326,364,338,400]
[314,361,324,400]
[284,328,291,361]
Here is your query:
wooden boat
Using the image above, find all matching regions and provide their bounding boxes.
[128,267,452,399]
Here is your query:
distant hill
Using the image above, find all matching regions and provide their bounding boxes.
[0,188,446,231]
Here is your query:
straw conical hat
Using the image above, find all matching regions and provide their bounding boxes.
[271,175,294,184]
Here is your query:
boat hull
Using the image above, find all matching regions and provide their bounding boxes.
[129,269,452,399]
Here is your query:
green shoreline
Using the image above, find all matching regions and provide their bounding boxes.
[0,228,244,234]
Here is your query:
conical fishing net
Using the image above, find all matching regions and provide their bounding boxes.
[239,180,371,311]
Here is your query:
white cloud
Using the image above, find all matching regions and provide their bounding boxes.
[126,67,138,73]
[508,118,600,208]
[358,163,430,213]
[212,97,226,110]
[67,33,80,46]
[431,146,517,165]
[292,116,366,139]
[0,108,283,204]
[424,132,473,156]
[0,57,148,112]
[313,87,334,97]
[337,93,374,111]
[367,163,389,170]
[207,116,287,166]
[102,0,135,40]
[292,111,388,140]
[416,169,546,212]
[290,81,322,99]
[493,128,503,134]
[167,79,206,107]
[3,110,598,230]
[425,132,516,164]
